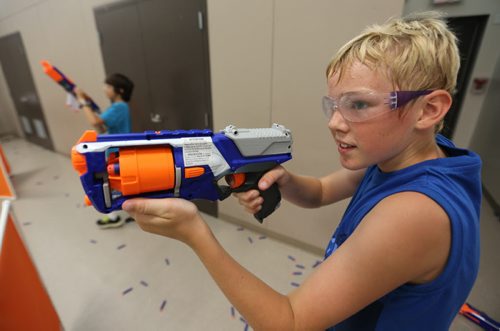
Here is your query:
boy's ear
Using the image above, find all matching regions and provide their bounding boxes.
[415,90,452,130]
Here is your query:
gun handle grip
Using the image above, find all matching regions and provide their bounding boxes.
[254,183,281,223]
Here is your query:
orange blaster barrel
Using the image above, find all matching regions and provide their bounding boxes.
[40,60,100,113]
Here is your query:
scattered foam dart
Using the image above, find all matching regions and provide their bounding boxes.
[459,302,500,331]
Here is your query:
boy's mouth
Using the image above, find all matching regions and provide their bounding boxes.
[336,140,356,153]
[339,143,355,149]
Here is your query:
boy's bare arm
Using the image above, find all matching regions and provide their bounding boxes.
[74,87,106,133]
[236,167,366,211]
[285,191,451,329]
[318,168,366,206]
[124,190,450,330]
[206,191,450,329]
[279,168,365,207]
[82,106,106,133]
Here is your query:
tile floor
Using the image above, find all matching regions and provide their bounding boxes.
[1,136,498,331]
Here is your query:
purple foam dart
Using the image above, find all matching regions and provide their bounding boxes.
[122,287,133,295]
[160,300,167,311]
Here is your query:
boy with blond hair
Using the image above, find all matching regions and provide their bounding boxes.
[123,12,481,330]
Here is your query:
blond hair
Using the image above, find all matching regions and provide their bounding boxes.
[326,11,460,95]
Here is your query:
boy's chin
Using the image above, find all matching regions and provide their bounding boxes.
[339,159,369,171]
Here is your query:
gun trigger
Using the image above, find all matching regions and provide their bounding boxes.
[217,185,232,200]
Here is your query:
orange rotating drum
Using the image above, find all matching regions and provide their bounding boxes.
[107,146,175,196]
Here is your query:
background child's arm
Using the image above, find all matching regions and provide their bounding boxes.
[74,87,106,133]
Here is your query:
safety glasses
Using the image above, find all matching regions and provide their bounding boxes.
[322,90,433,123]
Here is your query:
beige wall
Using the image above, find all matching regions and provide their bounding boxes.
[210,0,404,251]
[403,0,500,148]
[0,0,404,251]
[0,0,119,149]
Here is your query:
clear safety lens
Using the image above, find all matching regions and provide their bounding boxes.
[322,90,432,123]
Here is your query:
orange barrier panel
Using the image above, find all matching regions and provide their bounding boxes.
[0,164,14,199]
[0,141,59,329]
[0,215,61,330]
[0,144,10,176]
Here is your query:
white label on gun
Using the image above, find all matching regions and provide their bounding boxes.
[183,137,213,166]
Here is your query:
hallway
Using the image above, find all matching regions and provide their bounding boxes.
[2,135,498,330]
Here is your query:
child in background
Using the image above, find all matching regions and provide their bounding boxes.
[75,73,134,229]
[122,12,481,330]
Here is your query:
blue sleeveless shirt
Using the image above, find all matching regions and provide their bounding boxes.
[325,135,482,331]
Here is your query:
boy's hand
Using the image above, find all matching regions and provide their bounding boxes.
[73,87,87,101]
[233,165,289,215]
[122,198,209,247]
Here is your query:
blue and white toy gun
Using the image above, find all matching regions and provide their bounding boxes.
[72,124,293,222]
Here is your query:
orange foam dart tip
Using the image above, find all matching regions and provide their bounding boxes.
[40,60,63,82]
[226,173,246,189]
[459,303,475,316]
[459,303,481,324]
[84,195,92,207]
[107,163,120,176]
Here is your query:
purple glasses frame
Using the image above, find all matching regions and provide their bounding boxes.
[388,90,433,109]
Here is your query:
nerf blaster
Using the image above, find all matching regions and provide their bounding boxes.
[72,124,292,222]
[40,60,100,113]
[459,303,500,331]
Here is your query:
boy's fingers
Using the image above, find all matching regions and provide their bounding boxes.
[249,197,264,209]
[122,199,139,213]
[245,205,261,214]
[123,198,169,216]
[259,166,284,190]
[233,190,259,203]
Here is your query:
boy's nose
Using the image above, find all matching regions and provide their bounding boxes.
[328,107,348,132]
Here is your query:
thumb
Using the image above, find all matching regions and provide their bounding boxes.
[258,166,285,191]
[122,198,168,216]
[122,199,143,214]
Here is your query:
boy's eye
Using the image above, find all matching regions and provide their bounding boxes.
[353,101,368,109]
[346,100,369,110]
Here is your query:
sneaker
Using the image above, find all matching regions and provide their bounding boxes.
[96,216,125,229]
[125,217,135,223]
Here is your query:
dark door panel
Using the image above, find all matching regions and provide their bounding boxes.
[95,1,153,132]
[0,32,54,150]
[444,15,488,139]
[94,0,216,216]
[138,0,212,131]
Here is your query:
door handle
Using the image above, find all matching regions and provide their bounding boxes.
[150,113,162,123]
